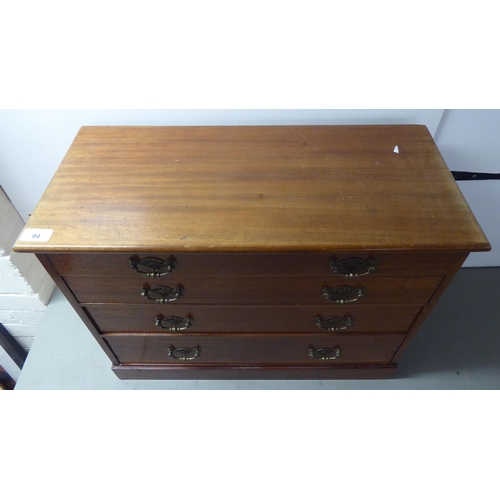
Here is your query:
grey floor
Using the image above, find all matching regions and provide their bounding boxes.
[15,268,500,389]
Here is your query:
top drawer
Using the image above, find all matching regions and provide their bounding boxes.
[47,251,465,278]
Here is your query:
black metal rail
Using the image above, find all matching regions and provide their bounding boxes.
[451,171,500,181]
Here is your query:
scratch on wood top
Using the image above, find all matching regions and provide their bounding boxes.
[289,127,308,142]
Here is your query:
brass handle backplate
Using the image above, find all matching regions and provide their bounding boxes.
[322,285,365,304]
[316,315,353,331]
[168,346,201,361]
[329,257,377,278]
[308,346,341,360]
[129,256,177,277]
[155,315,193,331]
[141,285,183,303]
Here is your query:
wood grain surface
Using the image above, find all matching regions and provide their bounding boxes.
[14,125,491,253]
[86,303,422,333]
[66,275,442,305]
[48,251,465,276]
[103,333,405,364]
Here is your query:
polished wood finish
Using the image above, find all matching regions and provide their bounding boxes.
[103,333,404,364]
[87,303,422,334]
[14,126,490,254]
[65,275,443,305]
[112,364,398,380]
[14,126,491,380]
[48,251,465,277]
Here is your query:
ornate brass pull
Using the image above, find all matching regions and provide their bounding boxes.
[129,256,176,277]
[322,285,365,304]
[155,315,193,331]
[308,346,341,360]
[168,345,201,361]
[141,285,183,303]
[329,257,377,278]
[316,315,353,331]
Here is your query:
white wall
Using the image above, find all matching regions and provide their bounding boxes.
[434,110,500,267]
[1,109,497,267]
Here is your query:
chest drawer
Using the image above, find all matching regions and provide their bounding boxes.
[66,275,443,305]
[103,333,405,365]
[16,125,490,380]
[49,252,464,278]
[86,303,422,333]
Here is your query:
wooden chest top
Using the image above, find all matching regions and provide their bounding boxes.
[14,125,490,254]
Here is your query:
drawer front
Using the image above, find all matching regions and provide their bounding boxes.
[104,333,405,365]
[86,304,422,334]
[66,275,443,305]
[49,251,464,277]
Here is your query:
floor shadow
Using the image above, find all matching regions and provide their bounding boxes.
[395,268,500,378]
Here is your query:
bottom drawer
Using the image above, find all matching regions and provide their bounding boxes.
[103,333,405,365]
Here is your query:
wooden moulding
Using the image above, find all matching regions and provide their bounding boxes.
[111,363,399,380]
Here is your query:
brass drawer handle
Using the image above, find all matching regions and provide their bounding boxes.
[155,315,193,331]
[141,285,183,303]
[316,315,353,331]
[129,256,176,277]
[322,285,365,304]
[308,346,341,360]
[168,345,201,361]
[329,257,377,277]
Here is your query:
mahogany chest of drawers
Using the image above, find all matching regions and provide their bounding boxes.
[14,125,490,379]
